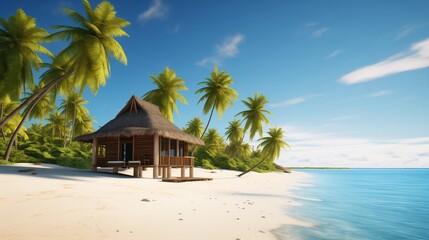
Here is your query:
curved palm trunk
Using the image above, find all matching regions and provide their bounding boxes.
[3,82,55,161]
[0,69,74,130]
[239,118,247,138]
[237,150,271,177]
[63,106,69,147]
[3,100,38,161]
[200,103,216,139]
[0,103,5,141]
[70,99,77,143]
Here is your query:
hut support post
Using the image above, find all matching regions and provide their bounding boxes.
[153,133,159,178]
[190,166,194,178]
[92,138,97,172]
[167,167,171,178]
[181,167,185,178]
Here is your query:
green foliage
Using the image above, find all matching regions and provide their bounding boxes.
[0,125,92,168]
[56,157,91,169]
[194,148,276,173]
[142,67,188,122]
[201,159,217,170]
[235,92,271,140]
[196,66,238,119]
[184,117,204,138]
[24,147,54,160]
[0,8,52,100]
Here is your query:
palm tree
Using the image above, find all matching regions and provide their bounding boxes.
[236,92,271,141]
[45,112,66,139]
[184,117,204,138]
[59,91,90,141]
[225,119,244,144]
[0,96,27,142]
[1,0,130,160]
[142,67,188,122]
[73,114,95,136]
[203,128,225,156]
[24,84,56,124]
[238,127,289,177]
[0,9,52,101]
[0,96,18,140]
[225,141,251,158]
[196,66,238,138]
[26,123,45,144]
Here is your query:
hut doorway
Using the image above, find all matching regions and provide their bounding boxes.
[121,143,133,161]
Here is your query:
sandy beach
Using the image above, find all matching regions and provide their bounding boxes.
[0,163,312,240]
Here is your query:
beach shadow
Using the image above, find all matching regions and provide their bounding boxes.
[0,164,137,181]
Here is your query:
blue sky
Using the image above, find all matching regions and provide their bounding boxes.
[2,0,429,167]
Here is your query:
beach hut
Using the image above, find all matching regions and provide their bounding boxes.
[74,95,204,178]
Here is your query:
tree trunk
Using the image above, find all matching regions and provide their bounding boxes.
[3,101,38,161]
[3,83,54,161]
[0,103,5,141]
[237,151,271,177]
[240,118,247,146]
[200,103,216,139]
[0,69,74,130]
[63,106,68,147]
[70,97,77,143]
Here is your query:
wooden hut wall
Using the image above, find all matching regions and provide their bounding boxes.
[134,135,154,161]
[98,137,119,163]
[184,142,189,156]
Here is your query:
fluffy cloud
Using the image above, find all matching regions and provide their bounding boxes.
[270,94,323,108]
[311,27,329,38]
[138,0,168,22]
[325,49,341,59]
[197,34,245,67]
[339,38,429,85]
[276,125,429,168]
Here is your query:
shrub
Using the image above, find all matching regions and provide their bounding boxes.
[201,159,217,170]
[56,157,91,169]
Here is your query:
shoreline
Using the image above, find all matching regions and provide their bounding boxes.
[0,163,312,240]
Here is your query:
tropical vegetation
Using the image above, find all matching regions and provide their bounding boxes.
[1,0,289,174]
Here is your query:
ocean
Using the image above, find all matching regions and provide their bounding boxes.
[275,169,429,240]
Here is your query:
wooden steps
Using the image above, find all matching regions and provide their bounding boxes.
[162,177,213,183]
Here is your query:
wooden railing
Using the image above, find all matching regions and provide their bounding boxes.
[160,156,194,166]
[96,156,194,167]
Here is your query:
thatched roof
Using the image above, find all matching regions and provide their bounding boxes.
[74,95,204,145]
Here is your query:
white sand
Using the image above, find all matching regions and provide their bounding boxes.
[0,163,312,240]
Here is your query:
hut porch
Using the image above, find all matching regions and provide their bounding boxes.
[92,135,195,178]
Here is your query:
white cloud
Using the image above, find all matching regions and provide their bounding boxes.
[197,34,245,67]
[396,25,416,39]
[325,49,341,59]
[367,89,394,98]
[270,94,323,108]
[339,38,429,85]
[311,27,329,38]
[138,0,168,22]
[217,34,245,57]
[276,125,429,168]
[196,57,222,67]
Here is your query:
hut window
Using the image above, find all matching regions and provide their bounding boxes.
[97,144,106,158]
[161,137,169,156]
[170,139,177,156]
[179,141,185,156]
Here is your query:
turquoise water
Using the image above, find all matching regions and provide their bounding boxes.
[275,169,429,240]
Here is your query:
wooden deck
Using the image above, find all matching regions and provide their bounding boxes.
[162,177,213,183]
